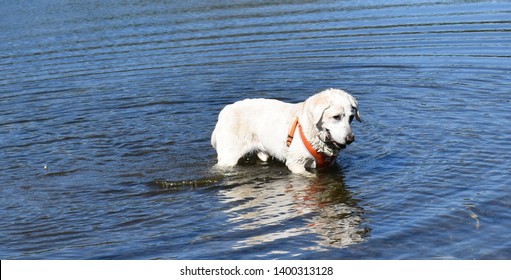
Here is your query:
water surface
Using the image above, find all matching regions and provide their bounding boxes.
[1,0,510,259]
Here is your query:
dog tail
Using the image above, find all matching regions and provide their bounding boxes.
[211,128,217,149]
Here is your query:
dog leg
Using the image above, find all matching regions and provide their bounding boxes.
[216,144,245,166]
[257,151,269,162]
[286,161,307,174]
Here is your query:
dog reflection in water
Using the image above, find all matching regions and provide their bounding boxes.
[218,173,369,251]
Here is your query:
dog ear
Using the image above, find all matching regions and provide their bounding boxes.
[306,94,330,127]
[348,95,362,122]
[353,107,362,122]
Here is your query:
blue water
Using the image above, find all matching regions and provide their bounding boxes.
[1,0,510,259]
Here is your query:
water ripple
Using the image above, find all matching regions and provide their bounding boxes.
[1,0,510,259]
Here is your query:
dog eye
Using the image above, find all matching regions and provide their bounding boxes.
[349,115,354,123]
[333,115,342,120]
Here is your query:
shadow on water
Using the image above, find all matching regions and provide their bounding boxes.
[152,156,370,253]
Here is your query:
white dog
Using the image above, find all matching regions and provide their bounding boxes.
[211,88,361,174]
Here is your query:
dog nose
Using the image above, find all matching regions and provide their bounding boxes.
[345,134,355,145]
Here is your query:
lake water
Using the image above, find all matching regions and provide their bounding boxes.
[1,0,510,259]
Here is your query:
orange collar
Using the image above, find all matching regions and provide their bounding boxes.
[287,117,337,169]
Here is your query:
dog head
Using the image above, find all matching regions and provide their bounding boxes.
[305,88,361,149]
